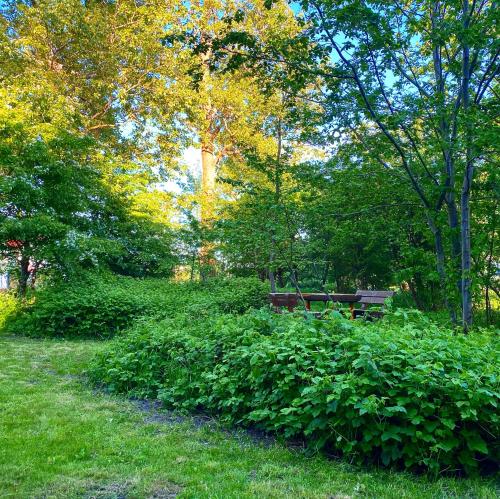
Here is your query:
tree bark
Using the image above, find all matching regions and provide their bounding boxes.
[17,255,30,297]
[427,215,457,323]
[430,4,462,301]
[30,262,37,289]
[461,167,473,329]
[197,38,219,277]
[199,142,217,278]
[321,262,330,287]
[200,141,217,226]
[408,277,424,310]
[269,264,277,293]
[461,0,474,330]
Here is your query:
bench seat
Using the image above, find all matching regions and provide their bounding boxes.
[353,289,394,319]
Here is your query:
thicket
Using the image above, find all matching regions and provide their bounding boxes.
[90,310,499,475]
[2,274,268,338]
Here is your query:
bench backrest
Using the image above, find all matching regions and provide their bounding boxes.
[356,290,394,307]
[269,293,298,308]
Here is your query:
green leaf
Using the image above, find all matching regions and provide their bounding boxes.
[467,435,488,454]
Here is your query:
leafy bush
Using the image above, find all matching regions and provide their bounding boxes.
[3,273,268,338]
[0,292,18,330]
[90,309,499,474]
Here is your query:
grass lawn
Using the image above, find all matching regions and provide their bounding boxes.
[0,335,497,499]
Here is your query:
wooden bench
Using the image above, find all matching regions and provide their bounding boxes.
[353,290,394,319]
[269,293,298,312]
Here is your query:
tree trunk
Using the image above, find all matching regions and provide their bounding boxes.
[269,116,283,293]
[190,251,196,281]
[408,277,424,310]
[427,215,457,323]
[200,141,217,226]
[199,136,217,277]
[269,266,277,293]
[431,7,462,304]
[200,115,217,279]
[446,196,463,297]
[484,223,496,324]
[197,38,218,277]
[461,0,473,331]
[321,262,330,287]
[17,255,30,297]
[269,239,277,293]
[30,261,41,289]
[461,168,474,329]
[485,286,491,325]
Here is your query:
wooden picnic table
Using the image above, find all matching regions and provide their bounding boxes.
[270,290,394,320]
[269,292,361,318]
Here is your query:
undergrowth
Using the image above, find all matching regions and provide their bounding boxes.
[89,309,499,475]
[1,273,268,338]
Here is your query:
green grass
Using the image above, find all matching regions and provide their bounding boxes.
[0,335,497,499]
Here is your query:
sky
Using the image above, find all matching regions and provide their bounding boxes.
[163,146,201,195]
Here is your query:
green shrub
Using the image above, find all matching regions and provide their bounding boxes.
[3,273,268,338]
[0,292,19,330]
[90,310,499,474]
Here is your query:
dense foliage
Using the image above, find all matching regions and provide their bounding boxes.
[2,274,268,338]
[90,309,499,475]
[0,292,17,329]
[0,90,178,293]
[214,0,499,327]
[1,0,497,328]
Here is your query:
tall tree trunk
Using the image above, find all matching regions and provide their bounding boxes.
[427,215,457,322]
[17,255,30,297]
[199,141,217,277]
[198,39,218,277]
[461,169,473,329]
[321,262,330,288]
[431,5,462,304]
[461,0,473,330]
[200,141,217,226]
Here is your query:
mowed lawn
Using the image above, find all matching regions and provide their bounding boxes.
[0,335,497,499]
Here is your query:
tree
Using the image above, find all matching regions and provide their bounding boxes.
[216,87,321,290]
[0,93,106,294]
[304,0,498,328]
[1,0,178,143]
[1,1,181,288]
[296,138,442,306]
[154,0,302,272]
